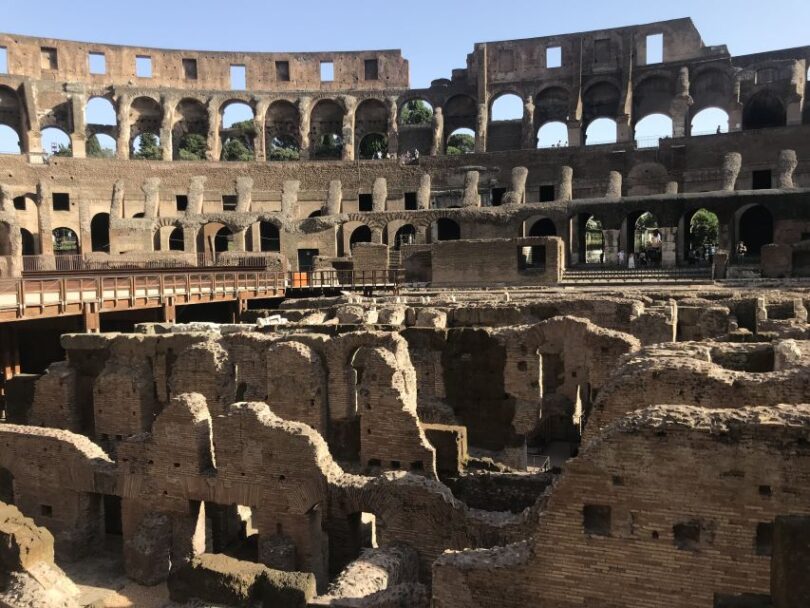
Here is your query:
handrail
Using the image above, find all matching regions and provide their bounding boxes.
[21,253,273,274]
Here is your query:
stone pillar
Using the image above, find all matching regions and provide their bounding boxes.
[659,227,677,268]
[370,227,384,244]
[253,98,268,161]
[721,152,742,191]
[475,103,488,153]
[729,77,743,132]
[665,181,679,194]
[776,150,798,189]
[462,171,480,207]
[206,99,220,161]
[372,178,387,212]
[566,120,582,147]
[183,224,197,253]
[116,94,131,160]
[521,96,535,149]
[70,94,87,158]
[786,60,806,126]
[670,67,693,138]
[141,178,160,219]
[417,173,431,210]
[36,181,53,255]
[188,177,206,215]
[298,96,311,161]
[324,180,342,215]
[616,114,633,143]
[386,96,399,154]
[341,96,356,161]
[605,171,622,199]
[282,180,300,217]
[235,177,253,212]
[603,229,620,265]
[160,96,174,161]
[504,166,528,205]
[557,166,573,201]
[431,107,444,156]
[248,223,261,252]
[232,228,247,252]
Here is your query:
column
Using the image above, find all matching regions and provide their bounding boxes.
[386,96,399,155]
[430,107,444,156]
[253,98,268,162]
[298,96,311,161]
[159,96,174,161]
[249,223,261,252]
[36,181,54,256]
[659,227,677,268]
[116,94,132,160]
[521,96,535,149]
[70,94,87,158]
[566,120,583,148]
[233,228,247,252]
[206,99,220,161]
[474,103,488,153]
[341,95,356,161]
[603,229,620,265]
[416,225,429,244]
[616,113,633,143]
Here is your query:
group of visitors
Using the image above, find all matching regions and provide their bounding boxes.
[400,148,421,164]
[687,243,717,264]
[616,250,658,268]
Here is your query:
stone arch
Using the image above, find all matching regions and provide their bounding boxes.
[398,97,434,126]
[354,98,388,145]
[0,124,21,154]
[534,86,570,129]
[41,126,72,156]
[0,86,23,153]
[349,225,372,249]
[219,99,255,160]
[393,223,416,249]
[173,98,209,159]
[537,121,568,148]
[489,92,523,121]
[623,210,660,262]
[742,89,787,130]
[90,212,110,253]
[528,217,557,237]
[310,98,344,159]
[632,74,674,121]
[681,208,719,264]
[129,96,162,152]
[52,226,79,254]
[582,81,621,125]
[85,96,117,128]
[19,227,35,256]
[430,217,460,242]
[690,68,733,114]
[39,99,72,134]
[572,213,604,265]
[736,204,773,257]
[585,118,617,145]
[266,99,300,158]
[257,221,280,252]
[626,162,670,196]
[443,94,477,140]
[634,114,673,148]
[691,107,730,135]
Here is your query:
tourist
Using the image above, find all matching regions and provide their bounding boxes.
[737,240,747,262]
[618,250,626,267]
[628,253,636,269]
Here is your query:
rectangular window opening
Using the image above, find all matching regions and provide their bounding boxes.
[404,192,418,211]
[594,39,611,64]
[320,61,334,82]
[364,59,379,81]
[0,47,8,74]
[673,521,701,551]
[646,34,664,65]
[755,522,773,556]
[89,52,106,75]
[41,47,58,71]
[175,195,188,211]
[275,60,290,82]
[182,58,198,80]
[358,193,373,212]
[752,170,772,190]
[491,187,507,206]
[222,195,238,211]
[583,504,611,536]
[546,46,562,69]
[230,64,246,90]
[40,504,53,517]
[539,185,556,202]
[136,55,152,78]
[52,193,70,211]
[13,196,26,211]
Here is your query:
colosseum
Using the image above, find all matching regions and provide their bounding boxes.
[0,17,808,608]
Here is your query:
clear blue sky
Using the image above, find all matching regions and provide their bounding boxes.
[1,0,809,152]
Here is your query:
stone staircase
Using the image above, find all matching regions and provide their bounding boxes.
[561,266,713,285]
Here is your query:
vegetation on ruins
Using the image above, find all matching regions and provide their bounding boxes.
[268,135,300,161]
[132,132,162,160]
[314,133,343,159]
[86,135,114,159]
[446,133,474,155]
[50,144,72,157]
[177,133,207,160]
[222,138,254,161]
[690,208,719,249]
[359,133,388,159]
[400,100,433,125]
[221,120,255,161]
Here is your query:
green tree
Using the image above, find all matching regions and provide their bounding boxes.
[51,144,72,157]
[401,100,433,125]
[690,209,719,249]
[359,134,388,159]
[86,134,114,158]
[177,133,207,160]
[314,133,343,159]
[446,132,474,155]
[229,119,257,139]
[222,138,254,161]
[133,132,162,160]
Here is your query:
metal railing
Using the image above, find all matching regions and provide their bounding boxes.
[21,253,273,274]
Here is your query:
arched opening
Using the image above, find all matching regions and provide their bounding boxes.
[0,86,23,154]
[214,226,234,253]
[582,81,620,144]
[534,87,570,131]
[90,212,110,253]
[259,222,280,252]
[349,225,372,249]
[173,98,209,160]
[41,127,72,157]
[529,218,556,237]
[575,214,603,265]
[355,99,388,156]
[198,222,230,256]
[220,101,255,161]
[85,97,116,126]
[691,107,729,136]
[169,227,184,251]
[0,125,21,154]
[443,94,477,143]
[87,133,116,158]
[490,93,523,121]
[399,98,433,126]
[634,114,673,148]
[308,210,322,218]
[737,205,773,259]
[446,128,475,155]
[129,96,162,159]
[626,211,661,265]
[310,99,344,160]
[394,224,416,249]
[633,76,674,126]
[743,90,786,130]
[265,100,300,161]
[431,218,461,242]
[537,121,568,148]
[685,208,719,265]
[52,227,79,254]
[690,70,732,122]
[584,118,617,145]
[20,228,35,255]
[358,133,388,160]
